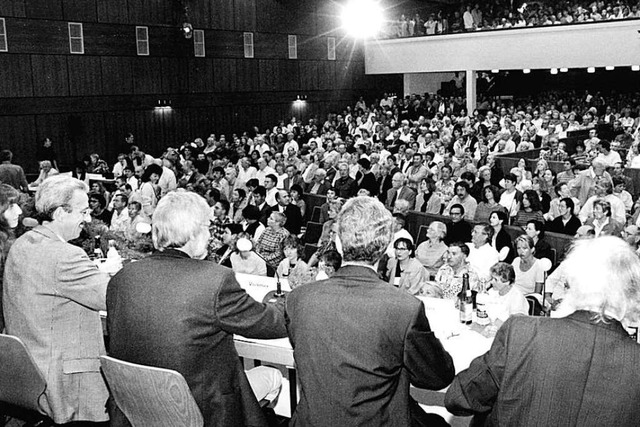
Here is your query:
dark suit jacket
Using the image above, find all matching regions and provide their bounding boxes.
[106,249,287,427]
[358,171,378,196]
[269,203,303,235]
[445,311,640,426]
[286,265,455,426]
[304,180,329,196]
[334,176,358,199]
[282,175,304,191]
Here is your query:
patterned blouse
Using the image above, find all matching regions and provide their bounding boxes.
[255,227,290,267]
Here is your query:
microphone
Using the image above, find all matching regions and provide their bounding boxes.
[236,237,285,302]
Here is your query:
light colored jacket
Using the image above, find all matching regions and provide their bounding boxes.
[3,225,110,423]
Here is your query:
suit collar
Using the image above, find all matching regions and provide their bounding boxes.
[333,264,380,283]
[150,248,191,260]
[567,310,627,336]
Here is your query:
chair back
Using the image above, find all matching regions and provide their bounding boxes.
[310,206,322,223]
[416,225,429,246]
[526,295,544,316]
[303,221,323,245]
[0,334,47,412]
[100,356,203,427]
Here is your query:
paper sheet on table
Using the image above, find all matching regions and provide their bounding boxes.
[235,272,291,302]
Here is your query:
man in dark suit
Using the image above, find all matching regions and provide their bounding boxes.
[333,161,358,199]
[282,164,304,191]
[445,236,640,426]
[270,189,303,235]
[286,196,455,426]
[444,203,472,244]
[107,191,286,427]
[252,185,272,225]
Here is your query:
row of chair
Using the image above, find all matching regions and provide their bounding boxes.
[0,334,203,427]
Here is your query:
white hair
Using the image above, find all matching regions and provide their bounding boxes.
[35,175,88,220]
[152,190,210,251]
[559,236,640,323]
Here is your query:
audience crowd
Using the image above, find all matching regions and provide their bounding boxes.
[387,0,640,39]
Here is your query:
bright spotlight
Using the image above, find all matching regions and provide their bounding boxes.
[341,0,384,39]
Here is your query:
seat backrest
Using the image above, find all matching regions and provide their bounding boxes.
[100,356,203,427]
[526,295,544,316]
[310,205,322,223]
[0,334,47,412]
[303,221,323,245]
[416,225,429,246]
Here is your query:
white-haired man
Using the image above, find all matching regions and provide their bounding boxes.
[3,175,110,424]
[107,190,286,426]
[287,196,454,426]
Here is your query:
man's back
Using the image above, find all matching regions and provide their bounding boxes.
[0,163,27,191]
[107,249,286,427]
[286,265,454,426]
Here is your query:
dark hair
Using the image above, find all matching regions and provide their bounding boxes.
[0,150,13,162]
[600,140,611,151]
[89,192,106,209]
[216,199,230,214]
[449,241,470,257]
[522,189,542,212]
[265,174,278,185]
[527,219,545,238]
[612,176,626,187]
[357,158,371,170]
[290,184,304,197]
[212,166,225,176]
[504,173,518,183]
[454,180,471,193]
[450,203,465,215]
[393,213,406,228]
[223,223,243,235]
[393,237,415,257]
[283,235,304,258]
[234,188,246,200]
[460,171,476,182]
[321,250,342,271]
[246,178,259,189]
[242,204,261,221]
[253,185,266,198]
[140,163,163,183]
[560,197,575,214]
[491,209,508,224]
[482,185,501,203]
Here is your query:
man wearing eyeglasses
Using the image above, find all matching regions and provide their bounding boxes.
[3,175,111,424]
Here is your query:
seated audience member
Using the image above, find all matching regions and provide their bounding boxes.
[231,233,267,276]
[547,198,582,236]
[622,225,640,255]
[489,210,514,263]
[486,262,529,322]
[393,198,411,215]
[385,213,414,258]
[386,237,430,295]
[139,163,163,217]
[89,192,113,226]
[385,172,417,211]
[568,157,612,206]
[286,196,454,426]
[210,223,242,266]
[356,158,378,196]
[513,189,545,227]
[415,176,442,214]
[241,205,266,241]
[109,193,130,233]
[579,180,626,225]
[467,223,500,281]
[289,184,306,219]
[546,182,581,221]
[251,185,271,225]
[106,191,285,427]
[271,189,303,235]
[307,220,338,268]
[415,221,448,278]
[315,249,342,280]
[228,188,248,223]
[444,204,472,244]
[3,175,110,424]
[255,211,290,267]
[318,198,344,244]
[612,176,633,213]
[512,235,545,295]
[498,173,522,219]
[277,235,314,289]
[304,168,329,195]
[585,199,624,238]
[433,242,480,300]
[29,160,59,187]
[334,162,358,199]
[446,237,640,426]
[524,220,554,261]
[474,185,506,223]
[319,187,338,224]
[443,180,477,220]
[125,201,149,241]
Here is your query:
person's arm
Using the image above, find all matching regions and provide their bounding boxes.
[214,268,286,339]
[55,245,110,311]
[404,302,455,390]
[444,317,511,416]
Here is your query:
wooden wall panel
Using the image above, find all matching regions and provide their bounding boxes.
[0,0,26,17]
[68,112,106,158]
[207,30,244,58]
[35,114,73,164]
[258,59,279,91]
[31,55,70,97]
[101,57,134,95]
[213,58,237,92]
[149,26,193,58]
[188,0,213,29]
[0,54,33,98]
[318,61,336,91]
[235,59,259,92]
[87,23,137,56]
[299,61,319,91]
[316,0,339,37]
[132,57,163,94]
[161,58,189,94]
[234,0,255,32]
[62,0,97,22]
[9,19,68,55]
[187,58,214,93]
[68,56,103,96]
[25,0,63,19]
[96,0,129,24]
[297,35,325,60]
[278,60,299,91]
[128,0,175,26]
[0,115,37,168]
[254,32,286,59]
[211,0,234,30]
